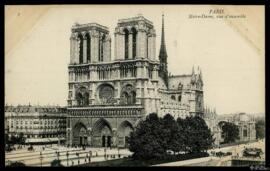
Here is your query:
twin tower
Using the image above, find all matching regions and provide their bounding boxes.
[69,14,157,64]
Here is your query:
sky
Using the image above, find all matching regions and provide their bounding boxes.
[5,5,265,114]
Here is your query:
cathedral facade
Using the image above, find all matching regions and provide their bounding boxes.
[66,15,204,147]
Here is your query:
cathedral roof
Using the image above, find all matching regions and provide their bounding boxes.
[5,105,67,114]
[168,74,192,90]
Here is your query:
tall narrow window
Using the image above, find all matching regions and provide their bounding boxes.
[78,34,83,64]
[124,29,129,60]
[99,34,105,62]
[86,33,91,63]
[131,28,137,59]
[146,35,148,58]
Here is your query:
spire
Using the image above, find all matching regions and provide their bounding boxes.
[158,14,169,89]
[159,14,168,58]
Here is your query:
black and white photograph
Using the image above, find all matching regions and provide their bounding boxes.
[4,5,266,167]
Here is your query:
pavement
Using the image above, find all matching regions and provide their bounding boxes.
[153,139,265,166]
[5,139,265,167]
[5,145,132,167]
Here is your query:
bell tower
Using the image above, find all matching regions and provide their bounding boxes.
[114,14,156,60]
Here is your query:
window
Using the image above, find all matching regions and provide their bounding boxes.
[124,28,129,59]
[99,34,105,62]
[99,84,115,104]
[243,129,248,137]
[86,33,91,63]
[171,95,176,100]
[178,95,182,102]
[131,27,137,59]
[78,34,84,64]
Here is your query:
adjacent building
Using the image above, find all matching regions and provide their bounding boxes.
[217,113,256,143]
[5,105,67,144]
[203,106,222,146]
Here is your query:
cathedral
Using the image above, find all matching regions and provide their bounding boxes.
[66,14,204,147]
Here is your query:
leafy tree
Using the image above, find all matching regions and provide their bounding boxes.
[128,113,214,160]
[219,121,239,143]
[128,113,166,160]
[161,114,185,155]
[174,118,186,153]
[51,159,63,167]
[183,116,214,153]
[161,114,177,152]
[255,119,265,139]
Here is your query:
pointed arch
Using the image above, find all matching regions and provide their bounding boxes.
[72,122,88,146]
[118,120,134,147]
[118,120,134,137]
[92,118,112,136]
[75,86,89,106]
[75,92,83,106]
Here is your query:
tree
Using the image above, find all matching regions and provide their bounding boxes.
[51,159,63,167]
[161,114,182,155]
[128,113,214,160]
[128,113,166,160]
[183,116,214,153]
[255,119,265,139]
[218,121,239,144]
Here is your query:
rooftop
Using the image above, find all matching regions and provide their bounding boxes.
[71,22,109,33]
[118,14,153,25]
[5,105,67,113]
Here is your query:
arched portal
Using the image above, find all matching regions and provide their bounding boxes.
[73,122,88,146]
[93,119,113,147]
[118,121,134,147]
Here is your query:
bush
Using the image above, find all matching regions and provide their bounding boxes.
[7,161,26,167]
[50,159,63,167]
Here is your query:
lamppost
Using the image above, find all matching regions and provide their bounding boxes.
[76,152,80,165]
[118,147,120,158]
[104,148,107,160]
[40,151,43,167]
[66,151,69,166]
[89,150,92,163]
[55,151,60,161]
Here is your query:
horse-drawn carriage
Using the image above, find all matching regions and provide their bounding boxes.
[243,148,263,158]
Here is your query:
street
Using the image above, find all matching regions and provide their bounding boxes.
[5,145,132,166]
